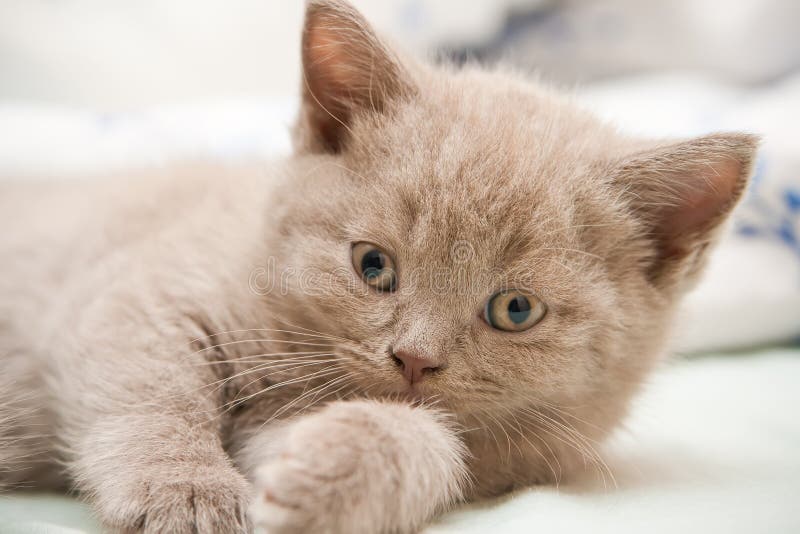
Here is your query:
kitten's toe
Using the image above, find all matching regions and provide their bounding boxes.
[140,481,251,534]
[250,459,321,534]
[95,467,253,534]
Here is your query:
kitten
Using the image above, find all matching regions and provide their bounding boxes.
[0,1,757,533]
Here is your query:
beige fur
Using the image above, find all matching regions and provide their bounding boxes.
[0,1,757,532]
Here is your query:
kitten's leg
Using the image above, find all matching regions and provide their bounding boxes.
[56,338,252,533]
[72,412,252,534]
[242,400,468,534]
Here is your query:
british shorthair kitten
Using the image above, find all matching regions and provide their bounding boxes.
[0,1,757,532]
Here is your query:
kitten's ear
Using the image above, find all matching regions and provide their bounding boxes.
[614,133,759,288]
[296,0,415,153]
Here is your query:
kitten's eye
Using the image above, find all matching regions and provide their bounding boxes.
[483,290,547,332]
[351,242,397,292]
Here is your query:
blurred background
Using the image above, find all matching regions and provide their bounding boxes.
[1,0,798,104]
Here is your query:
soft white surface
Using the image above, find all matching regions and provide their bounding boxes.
[0,0,536,108]
[2,348,798,533]
[2,0,796,107]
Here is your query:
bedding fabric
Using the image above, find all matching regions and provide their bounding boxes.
[1,347,799,533]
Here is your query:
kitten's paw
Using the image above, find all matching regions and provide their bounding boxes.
[251,424,374,534]
[251,401,466,534]
[251,457,337,534]
[94,466,252,534]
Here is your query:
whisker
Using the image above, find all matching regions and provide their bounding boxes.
[490,400,562,485]
[520,408,616,490]
[222,359,339,402]
[182,355,337,399]
[188,338,335,358]
[191,351,332,367]
[188,365,346,429]
[189,327,343,345]
[257,311,351,343]
[224,367,345,410]
[267,374,354,425]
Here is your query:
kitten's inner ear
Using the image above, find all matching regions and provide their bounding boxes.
[298,0,414,153]
[615,133,758,285]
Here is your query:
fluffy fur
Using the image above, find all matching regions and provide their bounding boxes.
[0,1,757,532]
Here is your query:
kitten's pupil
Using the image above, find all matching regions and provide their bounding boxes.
[352,242,397,292]
[507,296,532,324]
[361,250,385,279]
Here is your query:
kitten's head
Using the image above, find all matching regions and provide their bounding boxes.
[270,0,756,432]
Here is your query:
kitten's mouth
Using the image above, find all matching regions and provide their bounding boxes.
[383,376,445,404]
[361,371,436,403]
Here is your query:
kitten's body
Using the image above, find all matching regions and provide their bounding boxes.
[0,169,273,481]
[0,1,756,532]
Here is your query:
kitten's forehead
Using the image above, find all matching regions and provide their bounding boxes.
[352,101,592,253]
[418,68,616,161]
[352,68,618,212]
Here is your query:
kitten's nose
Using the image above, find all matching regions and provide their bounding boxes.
[391,349,441,384]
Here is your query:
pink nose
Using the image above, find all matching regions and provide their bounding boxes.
[391,349,441,384]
